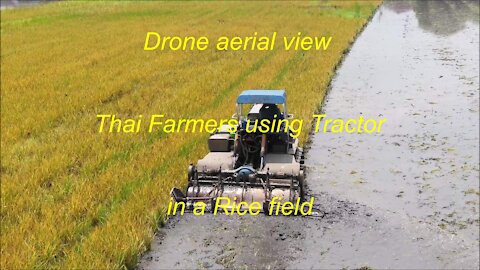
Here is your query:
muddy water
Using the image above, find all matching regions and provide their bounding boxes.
[139,2,479,269]
[0,0,48,10]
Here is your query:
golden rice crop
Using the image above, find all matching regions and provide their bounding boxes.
[1,1,380,269]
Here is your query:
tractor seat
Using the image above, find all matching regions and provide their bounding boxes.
[262,153,300,176]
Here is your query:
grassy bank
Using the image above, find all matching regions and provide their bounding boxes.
[0,1,380,268]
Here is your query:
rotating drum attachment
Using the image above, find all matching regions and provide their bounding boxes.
[170,165,303,214]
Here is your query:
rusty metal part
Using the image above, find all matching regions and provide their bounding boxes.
[172,165,302,214]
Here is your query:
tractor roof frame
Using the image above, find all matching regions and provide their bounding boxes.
[236,90,286,105]
[235,90,288,120]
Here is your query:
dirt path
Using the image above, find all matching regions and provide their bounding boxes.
[138,2,479,269]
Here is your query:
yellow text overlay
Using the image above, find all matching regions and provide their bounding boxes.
[96,114,387,137]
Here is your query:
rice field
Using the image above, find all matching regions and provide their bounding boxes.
[0,1,380,269]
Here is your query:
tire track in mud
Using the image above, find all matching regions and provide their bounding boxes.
[138,190,379,269]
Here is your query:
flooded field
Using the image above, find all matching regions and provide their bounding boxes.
[139,1,479,269]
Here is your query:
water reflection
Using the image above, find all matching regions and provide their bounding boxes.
[384,0,479,36]
[1,0,53,10]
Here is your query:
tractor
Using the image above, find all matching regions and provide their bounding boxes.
[171,90,305,213]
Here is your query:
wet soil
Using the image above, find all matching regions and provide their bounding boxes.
[138,2,479,269]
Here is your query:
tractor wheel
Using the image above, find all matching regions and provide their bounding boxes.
[187,164,195,180]
[296,147,305,170]
[298,170,305,201]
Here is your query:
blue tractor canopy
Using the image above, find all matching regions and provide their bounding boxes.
[237,90,286,104]
[234,90,289,121]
